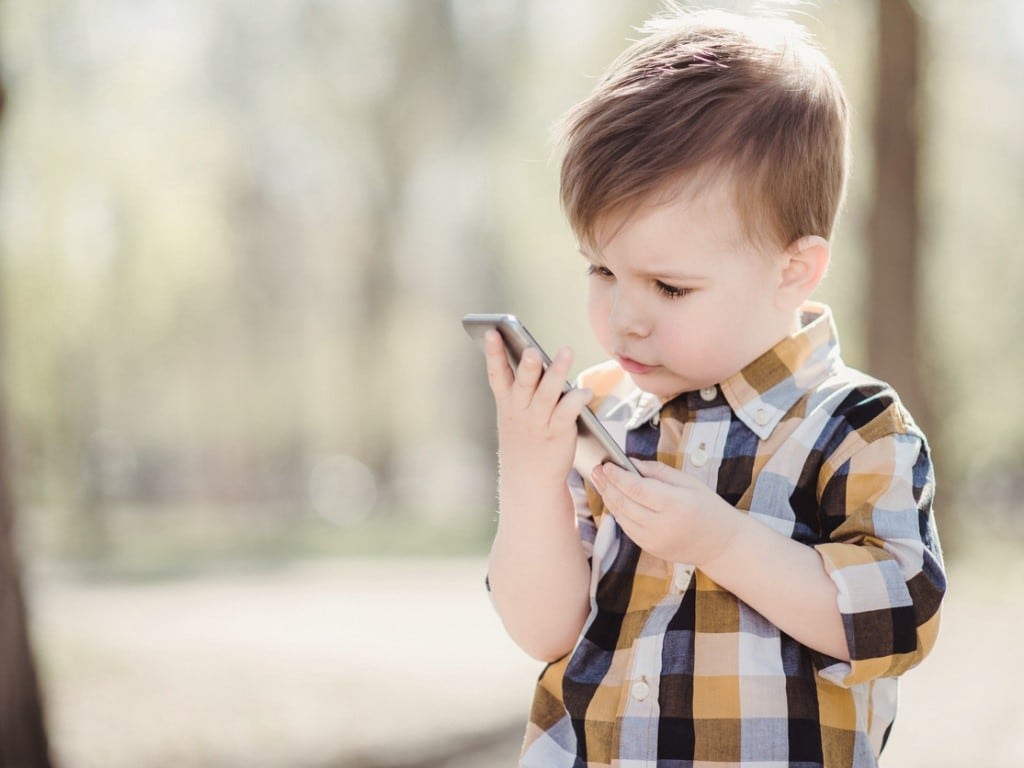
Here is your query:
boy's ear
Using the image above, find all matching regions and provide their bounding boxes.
[778,235,830,306]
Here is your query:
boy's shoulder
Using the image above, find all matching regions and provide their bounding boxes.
[806,362,929,464]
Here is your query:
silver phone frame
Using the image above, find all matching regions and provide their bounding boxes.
[462,313,640,477]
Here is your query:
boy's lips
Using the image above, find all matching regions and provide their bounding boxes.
[617,354,656,375]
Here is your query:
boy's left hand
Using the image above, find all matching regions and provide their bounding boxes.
[591,459,741,567]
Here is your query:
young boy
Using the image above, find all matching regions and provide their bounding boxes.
[480,8,945,768]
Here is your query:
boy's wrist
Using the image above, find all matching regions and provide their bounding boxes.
[694,495,747,571]
[499,455,573,497]
[499,481,572,519]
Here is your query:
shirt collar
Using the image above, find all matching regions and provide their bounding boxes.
[719,301,842,439]
[623,390,664,430]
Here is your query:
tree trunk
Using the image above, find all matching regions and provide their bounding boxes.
[866,0,931,433]
[867,3,958,548]
[0,67,55,768]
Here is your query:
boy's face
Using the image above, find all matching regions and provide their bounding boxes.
[582,176,800,399]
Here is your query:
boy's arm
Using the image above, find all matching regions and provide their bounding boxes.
[482,330,592,662]
[592,460,850,660]
[593,429,945,680]
[810,431,945,683]
[701,505,850,659]
[488,480,592,662]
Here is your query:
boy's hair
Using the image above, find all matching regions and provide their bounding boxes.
[558,8,850,251]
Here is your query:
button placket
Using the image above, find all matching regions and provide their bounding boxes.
[683,418,728,485]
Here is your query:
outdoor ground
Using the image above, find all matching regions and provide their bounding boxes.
[27,545,1024,767]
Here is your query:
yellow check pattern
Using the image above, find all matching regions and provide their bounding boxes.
[518,303,945,768]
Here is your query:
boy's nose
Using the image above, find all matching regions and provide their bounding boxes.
[609,294,652,338]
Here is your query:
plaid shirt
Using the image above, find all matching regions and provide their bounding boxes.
[519,303,945,768]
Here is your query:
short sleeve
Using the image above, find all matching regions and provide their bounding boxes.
[813,430,946,686]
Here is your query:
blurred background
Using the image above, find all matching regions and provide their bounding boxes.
[0,0,1021,766]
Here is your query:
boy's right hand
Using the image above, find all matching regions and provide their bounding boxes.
[484,329,594,494]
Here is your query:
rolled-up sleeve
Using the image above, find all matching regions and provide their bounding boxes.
[813,430,945,686]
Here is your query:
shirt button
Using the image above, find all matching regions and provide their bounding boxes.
[754,408,770,426]
[699,386,717,402]
[690,445,708,468]
[630,678,650,702]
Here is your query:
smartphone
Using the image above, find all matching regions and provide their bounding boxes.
[462,313,640,477]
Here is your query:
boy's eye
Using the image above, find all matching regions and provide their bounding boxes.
[587,264,614,279]
[656,281,691,299]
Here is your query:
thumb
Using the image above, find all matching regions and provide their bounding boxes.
[635,459,690,486]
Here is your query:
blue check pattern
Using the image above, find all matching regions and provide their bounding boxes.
[518,303,945,768]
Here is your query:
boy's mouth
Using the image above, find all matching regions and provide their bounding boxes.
[617,355,656,375]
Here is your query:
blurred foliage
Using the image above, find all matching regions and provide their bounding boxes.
[0,0,1022,570]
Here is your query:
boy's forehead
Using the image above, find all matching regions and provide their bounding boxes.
[585,169,755,255]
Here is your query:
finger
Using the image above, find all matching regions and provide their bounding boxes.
[510,347,545,406]
[600,486,652,544]
[549,386,594,432]
[634,459,692,487]
[483,330,514,395]
[602,462,672,514]
[611,507,649,550]
[591,463,654,522]
[532,346,574,410]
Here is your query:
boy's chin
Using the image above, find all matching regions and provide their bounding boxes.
[626,371,690,399]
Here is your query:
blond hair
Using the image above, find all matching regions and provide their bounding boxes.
[558,9,850,251]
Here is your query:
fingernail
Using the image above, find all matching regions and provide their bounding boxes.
[590,465,605,490]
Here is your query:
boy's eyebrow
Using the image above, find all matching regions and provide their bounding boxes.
[581,249,708,282]
[636,268,710,282]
